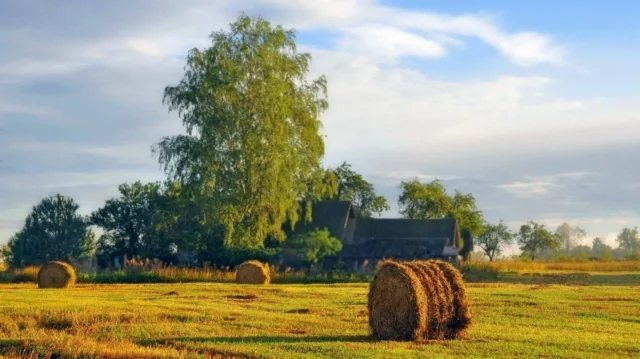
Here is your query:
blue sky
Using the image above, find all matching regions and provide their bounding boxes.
[1,0,640,251]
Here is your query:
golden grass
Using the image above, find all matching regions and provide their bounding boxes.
[485,260,640,273]
[1,280,639,358]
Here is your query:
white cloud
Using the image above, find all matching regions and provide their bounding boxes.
[126,39,165,57]
[499,181,557,197]
[253,1,565,66]
[485,31,565,67]
[0,170,163,191]
[0,102,52,116]
[497,172,600,198]
[337,25,447,63]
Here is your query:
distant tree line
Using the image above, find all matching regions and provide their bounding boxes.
[475,220,640,262]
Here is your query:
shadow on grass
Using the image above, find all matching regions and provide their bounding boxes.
[468,272,640,286]
[0,340,22,347]
[139,335,372,346]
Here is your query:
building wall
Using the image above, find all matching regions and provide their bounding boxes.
[343,217,356,245]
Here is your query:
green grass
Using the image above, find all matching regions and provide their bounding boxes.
[1,276,639,358]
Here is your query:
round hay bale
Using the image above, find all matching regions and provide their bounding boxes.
[368,260,428,342]
[37,261,76,289]
[423,261,455,337]
[432,260,472,339]
[235,260,270,284]
[406,262,441,340]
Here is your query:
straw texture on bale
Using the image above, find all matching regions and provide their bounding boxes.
[235,260,270,284]
[368,260,428,342]
[405,262,438,340]
[409,261,453,340]
[431,260,472,339]
[423,262,455,333]
[37,261,76,289]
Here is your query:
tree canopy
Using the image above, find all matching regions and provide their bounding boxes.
[89,181,165,265]
[554,222,586,256]
[517,221,560,261]
[330,162,389,218]
[397,178,484,258]
[3,194,95,267]
[152,13,329,249]
[616,227,640,259]
[283,227,342,268]
[475,219,514,261]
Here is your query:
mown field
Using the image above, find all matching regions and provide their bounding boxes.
[1,275,640,358]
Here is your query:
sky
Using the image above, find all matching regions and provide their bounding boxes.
[1,0,640,251]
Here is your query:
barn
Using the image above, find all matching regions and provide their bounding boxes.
[284,200,467,271]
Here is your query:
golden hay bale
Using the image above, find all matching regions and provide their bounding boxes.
[409,261,445,340]
[235,260,270,284]
[432,260,472,339]
[423,261,455,330]
[37,261,76,289]
[368,260,428,342]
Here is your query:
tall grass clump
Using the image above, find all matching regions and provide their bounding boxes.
[0,266,39,283]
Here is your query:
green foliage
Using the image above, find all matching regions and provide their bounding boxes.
[397,178,484,258]
[5,194,95,267]
[517,221,560,261]
[476,219,514,261]
[554,222,587,256]
[284,228,342,265]
[398,178,451,219]
[330,162,389,218]
[570,245,592,261]
[90,181,165,263]
[152,13,329,249]
[615,227,640,258]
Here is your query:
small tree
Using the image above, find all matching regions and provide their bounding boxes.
[475,219,514,261]
[554,222,586,256]
[616,227,640,259]
[570,245,591,261]
[283,228,342,270]
[5,194,95,267]
[591,237,613,260]
[517,221,559,261]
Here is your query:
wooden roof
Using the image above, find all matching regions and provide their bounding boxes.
[285,200,355,240]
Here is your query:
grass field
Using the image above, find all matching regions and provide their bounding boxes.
[1,276,640,358]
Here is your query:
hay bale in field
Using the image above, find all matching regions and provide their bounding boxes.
[431,260,472,339]
[409,261,447,340]
[235,260,270,285]
[422,261,455,334]
[368,260,428,342]
[37,261,76,289]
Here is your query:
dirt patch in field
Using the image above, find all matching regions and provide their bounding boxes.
[286,308,312,314]
[288,329,307,335]
[39,317,73,331]
[165,291,179,296]
[530,284,550,290]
